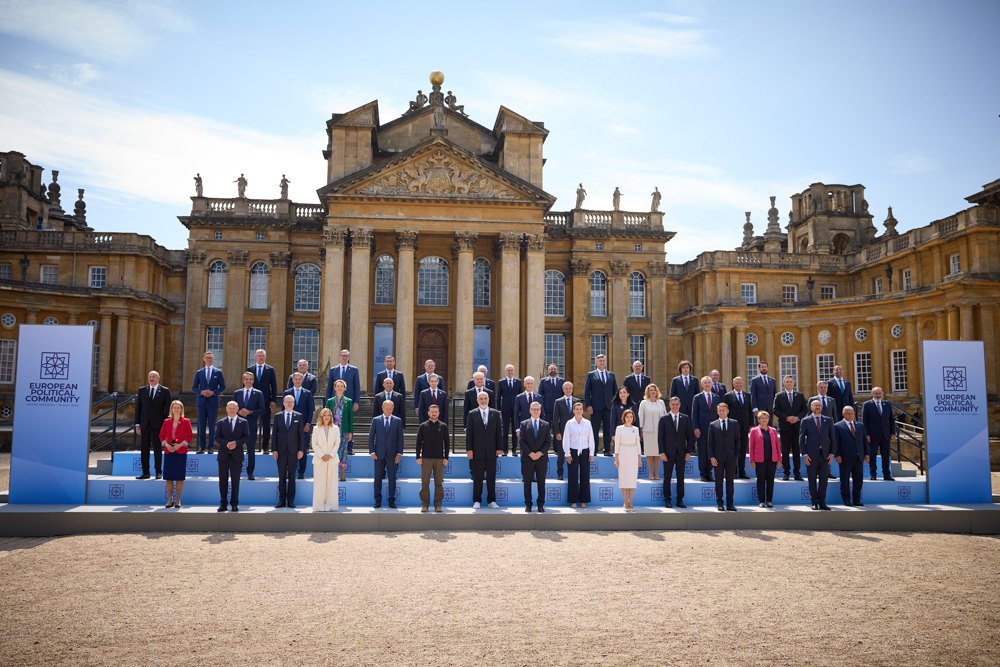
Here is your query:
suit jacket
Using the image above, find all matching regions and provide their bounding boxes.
[711,381,727,397]
[215,416,249,462]
[748,425,781,463]
[496,376,523,416]
[749,374,777,418]
[584,370,618,411]
[373,390,406,428]
[668,374,699,416]
[192,366,226,407]
[799,414,835,460]
[827,377,855,416]
[467,377,496,393]
[368,414,404,460]
[611,400,640,431]
[707,418,740,463]
[135,384,171,430]
[691,391,723,439]
[657,412,695,460]
[623,374,652,404]
[282,387,314,425]
[465,407,502,460]
[518,418,551,459]
[773,390,808,434]
[413,373,447,409]
[232,386,266,426]
[833,419,868,463]
[722,390,753,439]
[861,399,896,443]
[551,395,578,442]
[247,363,278,407]
[286,372,318,396]
[373,369,406,399]
[537,375,565,420]
[808,394,837,420]
[514,390,542,431]
[463,387,495,425]
[416,387,448,424]
[326,364,360,404]
[271,410,306,456]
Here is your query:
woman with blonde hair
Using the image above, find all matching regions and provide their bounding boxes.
[158,399,191,508]
[311,407,342,511]
[637,383,667,481]
[325,379,354,482]
[613,409,641,510]
[749,410,782,508]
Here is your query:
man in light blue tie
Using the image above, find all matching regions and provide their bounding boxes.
[369,399,404,509]
[283,372,314,479]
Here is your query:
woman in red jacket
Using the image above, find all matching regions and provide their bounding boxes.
[158,400,192,508]
[749,410,782,508]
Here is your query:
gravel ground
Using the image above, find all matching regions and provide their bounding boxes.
[0,530,998,666]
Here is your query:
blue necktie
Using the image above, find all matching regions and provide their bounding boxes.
[533,420,538,437]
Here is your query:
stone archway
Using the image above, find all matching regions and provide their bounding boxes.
[832,233,851,255]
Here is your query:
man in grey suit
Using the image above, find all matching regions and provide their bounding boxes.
[271,394,305,508]
[286,358,318,396]
[466,391,503,508]
[369,399,404,509]
[550,381,577,481]
[799,399,835,510]
[707,402,740,511]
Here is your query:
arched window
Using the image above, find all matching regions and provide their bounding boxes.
[207,260,227,308]
[832,233,851,255]
[248,262,269,309]
[544,269,565,317]
[417,256,449,306]
[293,263,321,311]
[374,255,395,305]
[589,270,607,317]
[473,257,491,308]
[629,272,646,317]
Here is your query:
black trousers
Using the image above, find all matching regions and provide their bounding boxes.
[807,454,830,504]
[374,456,398,504]
[244,418,257,476]
[470,458,497,504]
[840,457,865,503]
[218,457,241,506]
[755,457,777,503]
[553,440,566,478]
[567,448,591,504]
[780,426,801,476]
[590,409,613,454]
[696,433,711,478]
[139,423,162,475]
[714,457,736,507]
[277,452,297,503]
[737,433,749,476]
[869,438,892,477]
[522,455,547,506]
[501,411,518,454]
[662,454,687,502]
[297,427,310,477]
[258,413,271,452]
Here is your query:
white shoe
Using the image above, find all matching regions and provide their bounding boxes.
[488,502,499,509]
[473,502,481,509]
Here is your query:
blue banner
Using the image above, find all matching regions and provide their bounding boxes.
[473,325,491,378]
[372,324,394,391]
[9,324,94,504]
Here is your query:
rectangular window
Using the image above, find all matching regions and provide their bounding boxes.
[820,285,836,300]
[40,265,58,285]
[816,353,835,384]
[0,263,11,280]
[891,349,908,393]
[634,243,642,252]
[205,326,225,367]
[256,232,265,241]
[902,268,912,291]
[629,335,647,373]
[949,253,961,275]
[215,231,223,240]
[740,283,757,304]
[854,352,872,393]
[590,334,607,367]
[372,324,394,388]
[473,325,492,378]
[782,284,797,303]
[89,266,107,289]
[291,328,319,375]
[246,327,267,367]
[779,355,798,390]
[745,355,760,384]
[595,242,604,251]
[0,339,16,384]
[544,333,566,377]
[874,277,883,294]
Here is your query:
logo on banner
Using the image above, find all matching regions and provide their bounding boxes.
[108,483,125,501]
[898,486,912,501]
[338,487,347,502]
[651,486,664,502]
[546,487,561,501]
[444,487,455,502]
[598,486,614,502]
[701,487,715,501]
[40,352,70,380]
[26,352,82,406]
[942,366,967,392]
[496,487,509,502]
[934,365,978,415]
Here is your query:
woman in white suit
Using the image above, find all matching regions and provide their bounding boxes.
[311,407,342,511]
[637,383,667,481]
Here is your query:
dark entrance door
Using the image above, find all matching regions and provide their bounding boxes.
[416,326,449,392]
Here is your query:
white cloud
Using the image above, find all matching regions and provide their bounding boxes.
[887,150,938,175]
[39,62,101,85]
[548,16,714,59]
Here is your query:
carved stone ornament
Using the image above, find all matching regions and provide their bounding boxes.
[525,233,547,252]
[350,228,374,248]
[321,227,348,247]
[227,249,249,268]
[357,149,518,200]
[609,260,630,277]
[455,231,479,252]
[269,251,292,269]
[496,232,522,252]
[646,261,669,278]
[185,249,208,267]
[569,259,591,276]
[395,230,418,251]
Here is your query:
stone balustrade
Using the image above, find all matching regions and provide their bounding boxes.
[191,196,325,221]
[0,229,179,264]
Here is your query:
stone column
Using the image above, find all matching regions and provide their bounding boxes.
[720,324,733,383]
[979,306,997,395]
[497,232,521,373]
[959,304,975,340]
[903,315,919,397]
[99,312,113,392]
[735,325,747,381]
[609,260,629,373]
[836,323,848,370]
[763,325,775,375]
[146,320,157,377]
[799,324,812,393]
[569,259,591,383]
[225,249,248,383]
[182,249,207,386]
[131,318,146,389]
[525,234,546,378]
[395,230,418,385]
[153,321,165,381]
[868,318,884,390]
[25,309,37,324]
[320,227,347,374]
[946,307,959,340]
[935,310,948,341]
[348,228,373,392]
[114,313,129,392]
[269,251,291,376]
[454,231,478,390]
[648,262,668,380]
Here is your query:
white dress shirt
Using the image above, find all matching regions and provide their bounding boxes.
[562,418,596,456]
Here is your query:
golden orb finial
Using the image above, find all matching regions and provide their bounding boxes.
[429,71,445,87]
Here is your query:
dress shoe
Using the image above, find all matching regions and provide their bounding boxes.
[843,500,853,507]
[488,502,499,509]
[794,475,804,481]
[726,505,737,512]
[811,503,819,510]
[434,506,442,512]
[782,474,790,481]
[820,504,832,511]
[525,505,533,513]
[287,502,296,509]
[347,448,354,456]
[174,503,182,509]
[473,502,481,509]
[231,506,239,512]
[538,506,545,513]
[136,474,150,480]
[388,502,397,509]
[766,502,773,508]
[557,473,564,481]
[828,473,838,480]
[855,502,865,507]
[676,501,687,508]
[421,506,429,513]
[871,475,877,481]
[155,473,162,480]
[247,474,255,481]
[297,473,305,480]
[373,502,381,508]
[217,504,227,512]
[717,504,725,512]
[664,500,673,508]
[274,502,286,508]
[759,502,766,508]
[884,476,895,482]
[580,503,587,508]
[165,501,174,508]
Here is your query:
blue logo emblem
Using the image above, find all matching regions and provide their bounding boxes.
[546,487,561,501]
[800,487,812,500]
[651,486,664,501]
[751,486,759,501]
[684,461,695,475]
[497,487,509,502]
[898,486,911,501]
[338,487,347,502]
[132,458,142,472]
[108,483,125,500]
[344,457,352,473]
[942,366,967,392]
[40,352,70,380]
[598,486,614,501]
[444,460,453,474]
[701,487,715,501]
[186,458,198,472]
[589,462,599,474]
[444,487,455,502]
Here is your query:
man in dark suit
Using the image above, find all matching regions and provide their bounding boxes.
[271,395,305,508]
[134,370,171,479]
[808,380,839,479]
[668,360,698,416]
[799,399,835,510]
[326,350,361,435]
[192,351,226,454]
[416,373,448,426]
[513,376,541,453]
[374,377,407,428]
[691,376,723,482]
[658,396,695,508]
[374,354,406,401]
[247,348,278,454]
[834,405,869,506]
[723,376,753,479]
[550,381,577,481]
[234,371,266,480]
[497,364,523,456]
[466,365,495,393]
[772,375,808,481]
[283,373,314,479]
[861,387,897,481]
[286,359,318,396]
[466,391,503,508]
[623,359,652,405]
[826,364,855,418]
[584,354,618,456]
[710,369,727,397]
[707,402,740,511]
[749,360,777,426]
[463,371,495,427]
[215,401,249,512]
[413,359,447,413]
[369,399,404,509]
[537,363,564,422]
[519,401,551,512]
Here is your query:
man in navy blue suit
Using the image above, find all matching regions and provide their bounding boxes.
[369,399,404,509]
[799,399,835,510]
[234,371,266,480]
[134,370,171,479]
[373,376,407,427]
[691,376,723,482]
[497,364,523,456]
[519,401,551,512]
[326,349,360,453]
[834,405,869,506]
[749,360,777,427]
[192,351,226,454]
[658,396,695,508]
[465,365,495,393]
[247,348,278,454]
[707,402,740,511]
[286,359,318,396]
[466,391,503,508]
[416,373,448,425]
[413,359,447,413]
[826,364,855,418]
[861,387,896,481]
[215,401,249,512]
[710,369,727,397]
[283,372,314,479]
[772,375,808,481]
[584,354,618,456]
[537,363,564,422]
[668,360,698,416]
[514,376,541,455]
[374,354,406,401]
[271,394,305,508]
[623,360,652,406]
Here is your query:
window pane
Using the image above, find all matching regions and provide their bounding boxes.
[207,261,227,308]
[293,263,321,312]
[89,266,107,289]
[374,255,395,305]
[544,333,566,376]
[745,355,760,385]
[629,335,646,372]
[741,283,756,304]
[544,270,565,317]
[205,327,225,367]
[249,262,269,309]
[629,272,646,317]
[246,327,267,366]
[417,256,449,306]
[473,257,491,308]
[0,339,16,384]
[854,352,872,393]
[779,355,798,390]
[590,334,607,367]
[590,271,607,317]
[816,354,835,383]
[891,350,908,393]
[292,328,319,374]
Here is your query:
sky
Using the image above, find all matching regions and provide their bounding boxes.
[0,0,997,262]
